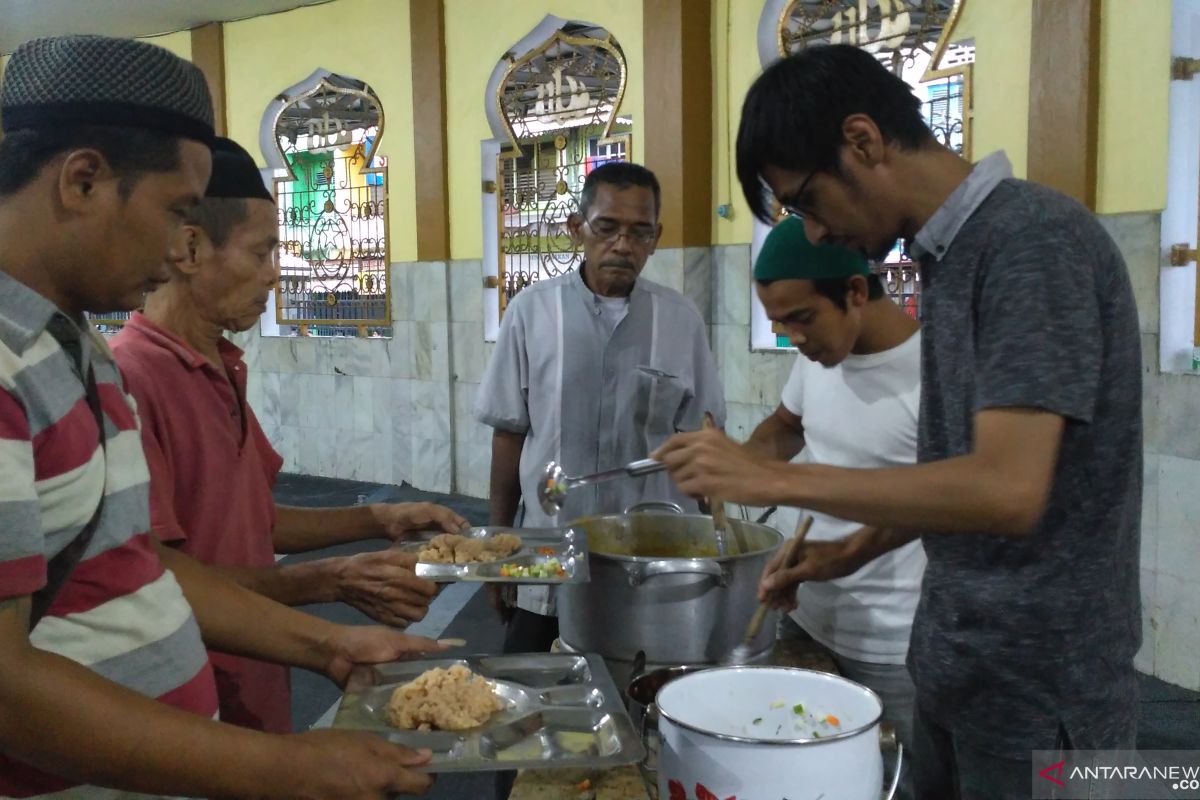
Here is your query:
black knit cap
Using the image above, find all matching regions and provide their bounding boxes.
[0,35,214,144]
[207,137,273,201]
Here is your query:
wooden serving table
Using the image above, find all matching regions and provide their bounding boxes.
[509,638,839,800]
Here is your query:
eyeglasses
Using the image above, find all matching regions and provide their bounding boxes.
[773,170,818,221]
[583,218,658,246]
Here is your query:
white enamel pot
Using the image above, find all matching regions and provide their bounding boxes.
[655,667,902,800]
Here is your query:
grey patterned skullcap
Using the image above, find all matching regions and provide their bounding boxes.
[1,35,214,144]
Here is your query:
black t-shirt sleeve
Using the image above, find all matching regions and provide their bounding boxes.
[973,226,1102,424]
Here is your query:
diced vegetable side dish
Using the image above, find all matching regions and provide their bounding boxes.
[745,699,845,739]
[499,558,567,579]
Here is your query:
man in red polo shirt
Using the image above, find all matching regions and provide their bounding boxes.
[112,137,466,733]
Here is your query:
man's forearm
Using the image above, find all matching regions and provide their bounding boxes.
[204,559,343,607]
[489,430,525,526]
[764,456,1045,536]
[273,504,388,553]
[157,544,335,674]
[744,410,805,461]
[0,601,286,798]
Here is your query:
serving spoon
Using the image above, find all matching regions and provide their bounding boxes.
[537,458,665,515]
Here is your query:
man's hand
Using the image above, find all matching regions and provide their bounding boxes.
[286,729,434,798]
[653,428,780,506]
[321,624,450,688]
[374,502,468,541]
[334,550,438,627]
[757,537,868,610]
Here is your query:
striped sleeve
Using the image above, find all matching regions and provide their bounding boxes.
[0,387,46,599]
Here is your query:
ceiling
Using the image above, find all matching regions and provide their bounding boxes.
[0,0,334,55]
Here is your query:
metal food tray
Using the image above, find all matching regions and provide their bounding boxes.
[332,653,646,772]
[398,526,589,584]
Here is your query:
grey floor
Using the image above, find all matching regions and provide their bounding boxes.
[274,474,1200,798]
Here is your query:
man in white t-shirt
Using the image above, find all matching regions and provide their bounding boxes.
[743,216,923,799]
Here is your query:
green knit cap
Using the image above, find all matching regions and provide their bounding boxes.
[753,216,869,282]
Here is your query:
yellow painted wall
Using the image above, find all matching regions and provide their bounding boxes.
[952,0,1033,178]
[711,0,764,245]
[141,30,192,61]
[443,0,645,260]
[223,0,418,261]
[1097,0,1171,214]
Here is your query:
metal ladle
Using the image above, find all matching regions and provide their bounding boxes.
[538,458,665,515]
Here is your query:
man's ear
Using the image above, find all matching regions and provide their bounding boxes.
[567,211,584,244]
[172,225,207,276]
[57,148,112,214]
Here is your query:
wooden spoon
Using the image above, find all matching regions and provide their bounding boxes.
[724,515,814,665]
[702,412,731,557]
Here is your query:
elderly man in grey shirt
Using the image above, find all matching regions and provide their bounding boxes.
[475,162,725,656]
[659,46,1141,800]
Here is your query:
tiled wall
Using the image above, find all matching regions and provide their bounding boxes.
[240,218,1198,690]
[1102,212,1200,692]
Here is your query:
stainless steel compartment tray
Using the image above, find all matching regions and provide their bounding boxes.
[332,653,645,772]
[398,526,589,584]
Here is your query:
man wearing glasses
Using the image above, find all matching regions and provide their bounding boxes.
[475,162,725,658]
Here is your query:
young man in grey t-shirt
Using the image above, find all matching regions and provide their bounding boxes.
[657,45,1141,800]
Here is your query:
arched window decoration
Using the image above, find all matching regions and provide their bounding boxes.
[271,74,390,337]
[770,0,973,338]
[493,23,630,316]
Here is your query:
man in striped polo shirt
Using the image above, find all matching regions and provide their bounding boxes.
[0,35,442,799]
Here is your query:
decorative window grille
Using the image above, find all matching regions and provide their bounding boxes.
[492,24,630,317]
[271,75,391,338]
[777,0,974,325]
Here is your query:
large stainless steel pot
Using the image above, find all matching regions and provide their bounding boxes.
[558,508,784,664]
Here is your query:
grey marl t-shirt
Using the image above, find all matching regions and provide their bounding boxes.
[910,153,1142,758]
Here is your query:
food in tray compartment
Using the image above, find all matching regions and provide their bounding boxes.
[499,558,567,579]
[385,664,505,731]
[418,533,523,564]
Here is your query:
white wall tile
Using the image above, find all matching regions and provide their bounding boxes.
[386,321,412,379]
[1152,573,1200,690]
[278,373,302,427]
[411,435,452,493]
[352,376,375,433]
[725,401,774,443]
[1158,455,1200,580]
[1155,374,1200,461]
[258,371,281,427]
[298,374,331,429]
[372,377,392,435]
[392,427,412,485]
[333,374,354,431]
[372,428,395,486]
[411,261,449,324]
[296,419,320,476]
[316,425,338,479]
[390,379,412,441]
[389,262,414,322]
[714,323,753,405]
[411,321,433,380]
[683,247,714,324]
[335,430,375,482]
[715,245,752,326]
[641,248,684,292]
[290,338,319,373]
[1096,213,1161,335]
[451,321,487,384]
[411,379,451,441]
[449,259,484,323]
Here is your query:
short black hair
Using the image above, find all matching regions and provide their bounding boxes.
[579,161,661,219]
[0,124,182,198]
[812,272,885,310]
[185,197,251,248]
[737,45,933,223]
